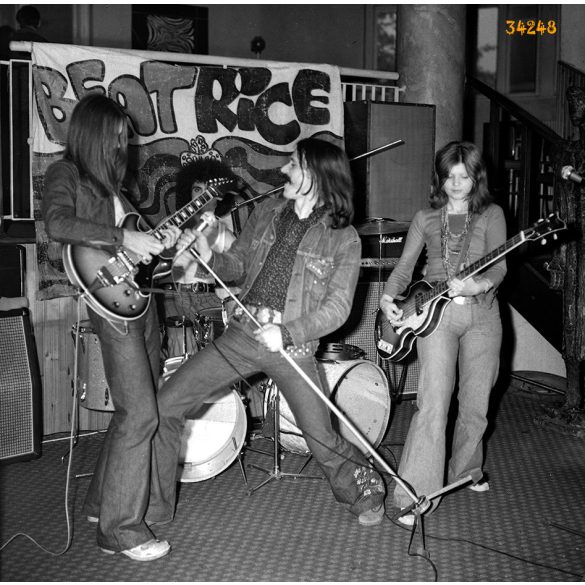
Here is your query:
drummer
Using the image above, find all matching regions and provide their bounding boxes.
[159,156,250,358]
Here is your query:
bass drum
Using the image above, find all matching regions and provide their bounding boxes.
[178,389,247,482]
[161,358,247,483]
[264,359,390,455]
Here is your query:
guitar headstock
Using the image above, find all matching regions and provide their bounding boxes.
[207,177,236,198]
[523,212,567,243]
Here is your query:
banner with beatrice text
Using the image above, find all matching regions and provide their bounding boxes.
[31,42,344,300]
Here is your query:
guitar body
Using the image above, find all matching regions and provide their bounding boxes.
[61,177,235,321]
[375,280,451,362]
[373,213,567,363]
[63,213,151,321]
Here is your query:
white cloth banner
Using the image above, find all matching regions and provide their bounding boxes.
[30,42,344,298]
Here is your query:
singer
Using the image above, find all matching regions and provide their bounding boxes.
[41,95,180,561]
[147,138,386,530]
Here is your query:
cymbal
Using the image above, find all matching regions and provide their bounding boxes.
[356,218,411,236]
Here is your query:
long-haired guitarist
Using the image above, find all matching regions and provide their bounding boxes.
[379,141,507,525]
[41,94,180,561]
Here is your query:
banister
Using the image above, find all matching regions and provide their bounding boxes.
[9,40,400,84]
[467,76,564,147]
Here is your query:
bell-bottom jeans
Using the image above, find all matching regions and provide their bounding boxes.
[393,299,502,510]
[147,317,385,523]
[83,301,161,552]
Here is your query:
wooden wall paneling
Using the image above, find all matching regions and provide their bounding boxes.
[25,244,112,436]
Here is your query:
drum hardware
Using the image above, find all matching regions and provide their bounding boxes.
[315,342,365,362]
[247,381,324,496]
[355,218,411,237]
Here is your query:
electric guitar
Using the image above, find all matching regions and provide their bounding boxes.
[375,213,566,362]
[62,177,233,321]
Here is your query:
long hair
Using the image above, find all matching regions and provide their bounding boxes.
[175,158,236,209]
[296,138,354,228]
[430,141,492,214]
[64,94,128,199]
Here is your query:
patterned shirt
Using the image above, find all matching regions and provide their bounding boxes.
[245,201,328,346]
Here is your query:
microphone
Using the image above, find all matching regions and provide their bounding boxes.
[174,214,214,258]
[561,165,583,184]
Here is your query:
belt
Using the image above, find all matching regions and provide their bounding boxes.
[452,295,479,305]
[162,282,216,293]
[233,305,282,325]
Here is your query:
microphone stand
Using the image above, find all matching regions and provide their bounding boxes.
[230,139,405,211]
[178,243,420,506]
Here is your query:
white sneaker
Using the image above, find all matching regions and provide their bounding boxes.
[398,512,415,526]
[101,539,171,562]
[469,480,490,492]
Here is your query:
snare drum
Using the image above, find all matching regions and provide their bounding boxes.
[179,389,247,482]
[72,320,115,412]
[264,359,390,455]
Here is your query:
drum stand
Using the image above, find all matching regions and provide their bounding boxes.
[247,384,322,495]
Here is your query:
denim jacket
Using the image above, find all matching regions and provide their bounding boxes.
[212,198,362,350]
[42,160,130,252]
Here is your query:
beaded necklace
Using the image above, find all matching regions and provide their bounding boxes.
[440,206,473,278]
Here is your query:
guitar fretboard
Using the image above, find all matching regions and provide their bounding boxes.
[424,231,526,304]
[122,180,227,265]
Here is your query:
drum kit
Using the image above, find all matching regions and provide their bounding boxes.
[72,216,408,485]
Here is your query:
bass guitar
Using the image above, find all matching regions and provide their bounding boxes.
[375,213,566,362]
[63,177,233,321]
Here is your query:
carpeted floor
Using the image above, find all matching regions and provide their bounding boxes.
[1,380,584,582]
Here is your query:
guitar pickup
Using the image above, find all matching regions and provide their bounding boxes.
[377,339,394,353]
[96,267,118,287]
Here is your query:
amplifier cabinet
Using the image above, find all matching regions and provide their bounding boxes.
[326,281,419,401]
[0,308,42,464]
[345,101,436,224]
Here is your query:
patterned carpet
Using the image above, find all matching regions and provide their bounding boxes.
[1,381,584,582]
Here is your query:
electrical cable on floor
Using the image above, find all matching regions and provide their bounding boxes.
[42,430,106,444]
[411,527,583,580]
[0,300,84,555]
[0,298,92,554]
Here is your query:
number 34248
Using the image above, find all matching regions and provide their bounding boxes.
[505,20,557,36]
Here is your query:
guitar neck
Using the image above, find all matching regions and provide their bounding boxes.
[427,231,526,301]
[151,192,216,240]
[122,185,223,265]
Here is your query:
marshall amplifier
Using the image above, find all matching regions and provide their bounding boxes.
[359,230,408,259]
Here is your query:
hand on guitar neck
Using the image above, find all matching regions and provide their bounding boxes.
[123,226,181,264]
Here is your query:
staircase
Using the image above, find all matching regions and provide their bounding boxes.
[465,76,566,351]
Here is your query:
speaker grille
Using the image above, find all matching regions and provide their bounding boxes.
[0,310,41,463]
[330,281,419,400]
